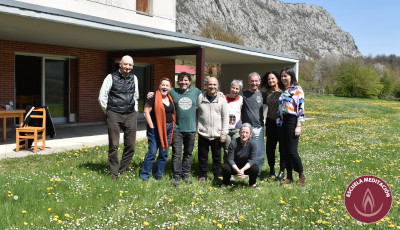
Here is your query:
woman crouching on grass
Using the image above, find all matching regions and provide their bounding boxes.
[277,67,306,186]
[221,123,260,189]
[140,78,176,181]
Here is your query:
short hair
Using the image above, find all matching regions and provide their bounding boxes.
[240,123,252,134]
[120,55,134,65]
[159,77,172,86]
[230,79,243,91]
[248,72,261,80]
[178,72,192,82]
[280,67,298,86]
[261,71,284,90]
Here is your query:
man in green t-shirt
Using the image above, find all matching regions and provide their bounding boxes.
[169,72,202,186]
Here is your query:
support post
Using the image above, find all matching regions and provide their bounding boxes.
[196,47,205,90]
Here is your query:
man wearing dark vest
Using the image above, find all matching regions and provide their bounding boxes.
[98,55,139,180]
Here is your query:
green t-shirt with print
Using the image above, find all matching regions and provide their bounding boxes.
[169,87,202,132]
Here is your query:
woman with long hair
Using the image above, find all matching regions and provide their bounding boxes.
[277,67,306,186]
[261,71,285,180]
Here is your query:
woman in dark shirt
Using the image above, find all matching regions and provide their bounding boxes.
[261,71,285,180]
[140,78,176,181]
[221,123,260,189]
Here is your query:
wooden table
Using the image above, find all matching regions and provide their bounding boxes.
[0,110,25,142]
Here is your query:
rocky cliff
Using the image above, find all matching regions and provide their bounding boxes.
[176,0,361,60]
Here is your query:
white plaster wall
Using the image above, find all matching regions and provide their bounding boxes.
[219,63,298,94]
[16,0,176,31]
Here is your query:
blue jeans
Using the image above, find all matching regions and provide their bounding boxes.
[252,126,265,175]
[140,124,173,180]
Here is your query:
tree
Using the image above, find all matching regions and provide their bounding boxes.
[332,61,383,98]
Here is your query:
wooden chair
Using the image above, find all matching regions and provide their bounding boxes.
[16,108,46,153]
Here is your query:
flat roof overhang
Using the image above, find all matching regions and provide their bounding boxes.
[0,1,298,65]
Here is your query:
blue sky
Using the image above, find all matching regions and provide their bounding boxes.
[280,0,400,57]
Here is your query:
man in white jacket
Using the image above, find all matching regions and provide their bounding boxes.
[196,77,229,182]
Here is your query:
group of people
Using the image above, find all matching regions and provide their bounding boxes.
[98,55,305,189]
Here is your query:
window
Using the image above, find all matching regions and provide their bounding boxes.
[136,0,149,14]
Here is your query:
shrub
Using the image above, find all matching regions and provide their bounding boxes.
[199,20,244,45]
[332,61,383,98]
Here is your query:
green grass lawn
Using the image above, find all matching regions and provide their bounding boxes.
[1,95,399,229]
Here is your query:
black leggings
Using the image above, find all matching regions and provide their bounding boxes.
[265,118,284,172]
[278,114,303,173]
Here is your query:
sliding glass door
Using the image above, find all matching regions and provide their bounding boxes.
[15,54,72,124]
[44,59,69,123]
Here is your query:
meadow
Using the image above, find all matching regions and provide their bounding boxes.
[1,95,399,229]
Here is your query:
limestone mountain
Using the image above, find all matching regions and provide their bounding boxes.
[176,0,361,60]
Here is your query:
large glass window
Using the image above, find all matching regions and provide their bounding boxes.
[15,54,73,124]
[45,59,68,119]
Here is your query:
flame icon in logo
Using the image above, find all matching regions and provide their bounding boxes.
[354,188,383,217]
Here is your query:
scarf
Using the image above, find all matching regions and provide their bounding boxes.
[154,90,176,150]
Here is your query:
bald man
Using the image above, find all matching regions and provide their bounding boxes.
[196,77,229,182]
[99,55,139,180]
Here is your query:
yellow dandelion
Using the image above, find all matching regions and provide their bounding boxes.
[149,210,153,214]
[144,221,149,226]
[48,208,52,212]
[217,223,222,228]
[22,210,27,214]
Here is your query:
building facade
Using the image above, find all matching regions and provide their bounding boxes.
[0,0,298,126]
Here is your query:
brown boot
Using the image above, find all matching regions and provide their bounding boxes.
[297,172,306,186]
[280,170,293,185]
[281,178,293,184]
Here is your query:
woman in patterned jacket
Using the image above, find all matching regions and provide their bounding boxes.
[277,67,306,186]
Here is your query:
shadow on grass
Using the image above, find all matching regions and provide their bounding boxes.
[223,181,255,191]
[78,162,109,175]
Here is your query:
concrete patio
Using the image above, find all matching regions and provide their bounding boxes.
[0,120,147,160]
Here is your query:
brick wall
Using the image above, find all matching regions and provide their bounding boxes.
[0,40,175,124]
